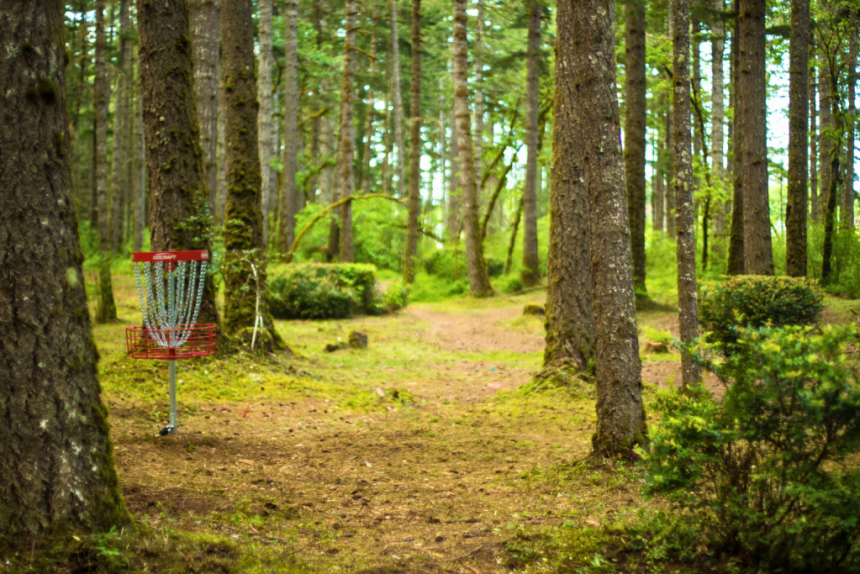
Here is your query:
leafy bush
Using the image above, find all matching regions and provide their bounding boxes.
[647,324,860,572]
[699,275,824,351]
[384,279,409,312]
[267,263,377,319]
[423,247,503,281]
[503,275,524,294]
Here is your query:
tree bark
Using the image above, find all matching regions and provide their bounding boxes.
[94,0,116,323]
[727,1,745,275]
[390,0,405,197]
[711,0,726,264]
[190,0,221,222]
[664,11,676,240]
[109,0,129,255]
[475,0,485,200]
[258,0,275,249]
[573,0,645,458]
[505,195,523,276]
[338,0,357,262]
[844,11,857,230]
[809,38,819,222]
[0,0,128,545]
[624,0,646,291]
[279,0,299,252]
[521,0,541,286]
[818,43,834,222]
[786,0,809,277]
[452,0,492,297]
[221,0,279,343]
[672,0,701,389]
[360,16,377,194]
[542,0,594,371]
[133,49,146,252]
[446,107,461,240]
[403,0,422,283]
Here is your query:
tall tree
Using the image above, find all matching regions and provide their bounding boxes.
[474,0,485,197]
[710,0,727,265]
[446,107,460,240]
[94,0,117,323]
[390,0,405,197]
[338,0,358,261]
[139,0,222,328]
[452,0,492,297]
[665,11,676,240]
[809,39,819,221]
[360,13,378,194]
[258,0,275,248]
[109,0,130,254]
[521,0,541,286]
[574,0,646,457]
[133,49,146,252]
[624,0,647,291]
[672,0,701,389]
[403,0,422,283]
[727,0,745,274]
[0,0,128,545]
[279,0,299,252]
[221,0,280,343]
[844,11,857,229]
[786,0,810,277]
[818,43,835,223]
[543,0,594,371]
[190,0,221,218]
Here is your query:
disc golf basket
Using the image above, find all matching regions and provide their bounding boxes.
[126,250,217,435]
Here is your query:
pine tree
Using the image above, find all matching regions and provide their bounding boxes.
[786,0,810,277]
[279,0,299,252]
[521,0,542,287]
[338,0,357,262]
[624,0,647,291]
[403,0,422,283]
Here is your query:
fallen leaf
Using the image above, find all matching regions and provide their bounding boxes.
[238,459,254,466]
[375,388,385,397]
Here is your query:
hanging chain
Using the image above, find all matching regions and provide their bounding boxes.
[134,259,209,349]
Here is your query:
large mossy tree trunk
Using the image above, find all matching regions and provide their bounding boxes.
[452,0,492,297]
[338,0,357,262]
[221,0,281,346]
[257,0,275,249]
[138,0,221,329]
[671,0,701,389]
[403,0,422,284]
[542,0,594,371]
[94,0,116,323]
[624,0,647,291]
[190,0,221,220]
[739,0,773,275]
[0,0,128,546]
[727,2,745,275]
[279,0,299,252]
[572,0,646,458]
[785,0,809,277]
[520,0,541,287]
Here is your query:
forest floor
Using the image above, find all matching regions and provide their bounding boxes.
[78,272,858,574]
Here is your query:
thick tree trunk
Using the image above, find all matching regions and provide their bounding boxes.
[0,0,128,545]
[542,0,594,371]
[573,0,646,458]
[624,0,646,291]
[403,0,422,283]
[786,0,809,277]
[138,0,221,328]
[279,0,299,252]
[727,3,745,275]
[190,0,221,221]
[221,0,280,344]
[711,0,726,264]
[390,0,405,197]
[452,0,492,297]
[94,0,116,323]
[338,0,357,262]
[739,0,773,275]
[109,0,129,255]
[258,0,275,249]
[446,107,461,241]
[521,0,541,286]
[672,0,701,389]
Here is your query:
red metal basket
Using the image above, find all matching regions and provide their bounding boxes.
[126,324,217,360]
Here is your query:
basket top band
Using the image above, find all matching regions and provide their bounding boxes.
[132,250,209,263]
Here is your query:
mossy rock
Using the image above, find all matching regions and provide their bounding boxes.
[523,304,545,316]
[348,331,368,349]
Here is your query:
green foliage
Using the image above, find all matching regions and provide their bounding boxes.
[502,275,524,294]
[422,247,503,281]
[384,279,409,312]
[267,263,378,319]
[647,324,860,572]
[699,275,824,351]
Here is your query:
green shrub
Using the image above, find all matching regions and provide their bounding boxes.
[647,324,860,572]
[423,247,504,281]
[384,279,409,312]
[267,263,377,319]
[699,275,824,351]
[502,275,524,294]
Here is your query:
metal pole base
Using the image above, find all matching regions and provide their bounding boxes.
[159,425,176,436]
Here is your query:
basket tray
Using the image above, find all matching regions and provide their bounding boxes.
[126,324,217,360]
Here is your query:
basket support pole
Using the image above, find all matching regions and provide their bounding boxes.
[168,359,177,432]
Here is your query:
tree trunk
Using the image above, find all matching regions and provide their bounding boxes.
[664,11,676,240]
[452,0,492,297]
[475,0,484,200]
[844,12,857,230]
[573,0,645,458]
[109,0,128,255]
[0,0,128,545]
[624,0,646,291]
[739,0,773,275]
[189,0,221,223]
[258,0,275,249]
[809,35,818,222]
[279,0,299,252]
[520,0,541,287]
[711,0,726,264]
[403,0,422,283]
[390,0,405,197]
[786,0,809,277]
[360,17,377,194]
[505,195,523,276]
[338,0,357,262]
[133,48,146,252]
[221,0,280,344]
[542,0,594,371]
[818,45,834,222]
[727,1,745,275]
[138,0,221,329]
[446,107,460,241]
[654,153,664,232]
[94,0,116,323]
[672,0,701,389]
